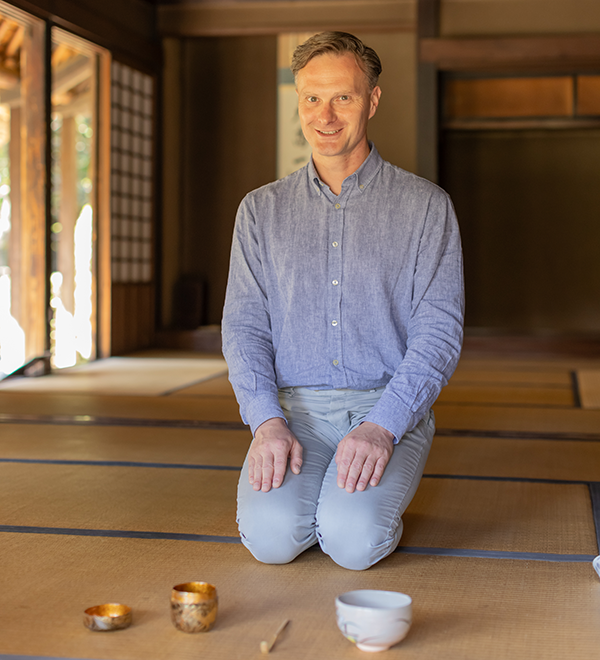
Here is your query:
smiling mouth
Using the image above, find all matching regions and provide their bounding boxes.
[317,129,342,135]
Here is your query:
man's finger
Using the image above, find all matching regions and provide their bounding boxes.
[248,455,255,486]
[336,448,355,489]
[261,461,275,492]
[342,453,366,493]
[356,459,376,491]
[289,440,303,475]
[369,457,388,487]
[271,454,288,489]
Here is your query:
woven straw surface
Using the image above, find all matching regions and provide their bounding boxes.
[0,536,599,660]
[428,436,600,482]
[0,358,228,396]
[0,423,250,465]
[578,370,600,409]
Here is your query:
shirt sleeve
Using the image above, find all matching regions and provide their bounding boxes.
[363,188,465,441]
[221,194,287,435]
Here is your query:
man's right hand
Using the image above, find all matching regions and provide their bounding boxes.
[248,418,303,492]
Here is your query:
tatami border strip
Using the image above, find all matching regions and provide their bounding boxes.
[0,413,248,431]
[1,457,598,489]
[0,458,240,471]
[2,413,600,442]
[0,656,90,660]
[435,428,600,441]
[571,371,582,408]
[0,524,594,563]
[395,547,595,562]
[0,525,242,544]
[2,457,599,489]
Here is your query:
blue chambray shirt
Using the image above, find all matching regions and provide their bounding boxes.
[222,144,464,441]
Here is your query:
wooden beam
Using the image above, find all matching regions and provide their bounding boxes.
[420,35,600,72]
[417,0,439,182]
[19,18,47,360]
[158,0,415,36]
[96,51,111,359]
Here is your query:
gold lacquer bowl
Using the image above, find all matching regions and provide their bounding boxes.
[83,603,132,632]
[171,582,218,633]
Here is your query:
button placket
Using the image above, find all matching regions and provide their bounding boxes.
[328,199,344,384]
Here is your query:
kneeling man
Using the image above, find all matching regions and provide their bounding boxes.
[222,31,464,570]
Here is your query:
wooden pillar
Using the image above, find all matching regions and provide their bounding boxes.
[57,115,76,314]
[8,106,21,326]
[19,19,47,360]
[417,0,440,183]
[96,51,111,359]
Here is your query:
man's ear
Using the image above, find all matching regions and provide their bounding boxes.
[369,86,382,119]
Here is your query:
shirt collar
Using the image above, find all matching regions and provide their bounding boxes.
[308,141,383,195]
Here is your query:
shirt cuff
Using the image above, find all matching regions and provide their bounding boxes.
[243,392,287,436]
[363,391,413,444]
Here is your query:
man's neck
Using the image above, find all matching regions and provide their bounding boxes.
[312,142,371,196]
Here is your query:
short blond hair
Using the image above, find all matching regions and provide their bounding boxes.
[291,31,382,91]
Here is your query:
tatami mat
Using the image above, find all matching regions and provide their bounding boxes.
[450,366,573,385]
[427,436,600,482]
[1,461,595,557]
[0,358,228,396]
[0,463,240,537]
[170,374,235,398]
[0,424,251,466]
[433,403,600,436]
[0,392,243,423]
[578,370,600,409]
[404,478,597,556]
[437,383,574,406]
[2,351,600,660]
[0,535,599,660]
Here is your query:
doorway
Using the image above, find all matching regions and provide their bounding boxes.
[0,2,109,376]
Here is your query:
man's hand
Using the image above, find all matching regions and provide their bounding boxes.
[248,418,303,492]
[335,422,394,493]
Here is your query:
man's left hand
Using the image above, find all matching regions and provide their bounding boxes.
[335,422,394,493]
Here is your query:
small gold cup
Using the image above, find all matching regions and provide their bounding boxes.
[83,603,132,632]
[170,582,218,633]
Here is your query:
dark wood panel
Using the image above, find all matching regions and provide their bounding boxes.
[421,35,600,72]
[445,77,574,119]
[111,283,155,355]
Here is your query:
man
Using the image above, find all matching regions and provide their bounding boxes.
[222,32,464,570]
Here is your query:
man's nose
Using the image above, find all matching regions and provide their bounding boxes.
[318,103,336,123]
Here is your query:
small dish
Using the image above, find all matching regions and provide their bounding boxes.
[84,603,132,632]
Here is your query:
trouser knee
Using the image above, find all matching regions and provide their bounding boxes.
[317,512,403,571]
[237,507,310,565]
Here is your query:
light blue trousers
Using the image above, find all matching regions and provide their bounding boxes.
[237,387,435,571]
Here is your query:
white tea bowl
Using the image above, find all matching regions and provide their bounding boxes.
[335,589,412,653]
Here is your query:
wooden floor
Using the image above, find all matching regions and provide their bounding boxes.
[1,348,600,659]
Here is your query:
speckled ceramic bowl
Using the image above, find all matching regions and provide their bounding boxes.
[84,603,132,631]
[336,590,412,652]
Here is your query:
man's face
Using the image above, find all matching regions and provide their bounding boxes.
[296,52,381,164]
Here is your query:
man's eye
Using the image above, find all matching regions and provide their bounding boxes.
[307,96,318,103]
[339,95,349,101]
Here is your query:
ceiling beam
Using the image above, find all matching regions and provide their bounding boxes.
[157,0,415,37]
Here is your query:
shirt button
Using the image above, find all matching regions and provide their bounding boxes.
[359,184,364,190]
[333,359,339,366]
[332,320,338,326]
[332,241,339,247]
[335,203,341,209]
[332,280,339,286]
